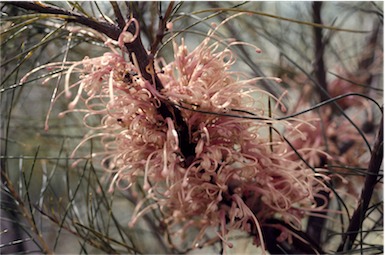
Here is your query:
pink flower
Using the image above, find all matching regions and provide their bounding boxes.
[22,18,332,253]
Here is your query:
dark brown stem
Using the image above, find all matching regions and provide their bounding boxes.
[304,2,330,244]
[312,1,328,102]
[338,114,383,252]
[110,1,126,30]
[263,219,325,254]
[9,1,158,91]
[356,21,380,96]
[150,2,174,55]
[10,1,121,40]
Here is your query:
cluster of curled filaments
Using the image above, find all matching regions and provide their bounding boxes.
[22,18,332,252]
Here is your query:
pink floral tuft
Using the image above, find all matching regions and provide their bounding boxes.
[23,18,332,252]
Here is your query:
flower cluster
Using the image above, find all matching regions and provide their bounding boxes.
[282,55,380,199]
[155,35,331,248]
[24,19,332,252]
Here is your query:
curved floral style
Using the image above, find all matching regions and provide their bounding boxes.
[22,18,332,252]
